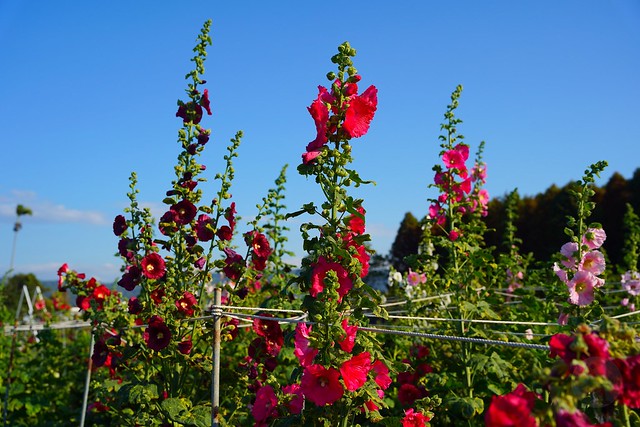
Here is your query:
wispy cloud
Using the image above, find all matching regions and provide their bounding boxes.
[0,190,108,225]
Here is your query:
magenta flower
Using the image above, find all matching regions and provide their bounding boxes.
[484,383,538,427]
[343,85,378,138]
[402,408,431,427]
[567,270,598,306]
[442,149,466,170]
[407,269,427,286]
[282,383,304,414]
[372,360,391,390]
[310,257,352,301]
[252,385,277,425]
[301,364,344,406]
[294,323,318,367]
[555,409,611,427]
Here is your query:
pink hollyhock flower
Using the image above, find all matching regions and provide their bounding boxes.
[402,408,431,427]
[294,323,318,366]
[113,214,127,236]
[175,291,197,316]
[555,409,611,427]
[567,270,598,306]
[195,214,214,241]
[449,229,461,241]
[310,257,352,301]
[553,263,569,284]
[407,269,427,286]
[560,242,579,269]
[338,319,357,353]
[302,150,323,164]
[579,251,606,275]
[340,352,372,392]
[484,383,538,427]
[305,95,329,152]
[622,271,640,296]
[613,354,640,408]
[144,315,171,351]
[252,385,278,425]
[471,162,487,182]
[141,252,166,280]
[343,85,378,138]
[372,360,391,390]
[442,149,466,170]
[171,200,197,225]
[282,383,304,414]
[177,338,192,355]
[300,364,344,406]
[582,228,606,250]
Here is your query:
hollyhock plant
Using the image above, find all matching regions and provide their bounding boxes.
[141,252,166,280]
[175,291,197,316]
[567,270,599,306]
[309,257,353,300]
[294,323,318,367]
[338,318,358,353]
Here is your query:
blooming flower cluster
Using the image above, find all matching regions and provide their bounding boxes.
[554,227,607,306]
[620,270,640,311]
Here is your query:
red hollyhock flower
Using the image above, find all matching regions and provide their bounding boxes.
[176,101,203,124]
[225,202,237,231]
[346,206,366,234]
[372,360,392,390]
[91,339,110,367]
[301,364,344,406]
[200,88,212,115]
[141,252,166,280]
[159,210,179,236]
[343,85,378,138]
[340,352,372,392]
[305,94,329,152]
[402,408,431,427]
[177,338,193,355]
[222,248,244,281]
[57,263,69,291]
[128,297,143,314]
[118,265,142,291]
[172,200,197,225]
[113,214,127,236]
[92,284,111,309]
[398,383,424,407]
[253,314,283,343]
[310,257,353,301]
[485,383,538,427]
[175,291,197,316]
[216,225,232,241]
[195,214,215,241]
[613,354,640,408]
[150,286,165,304]
[144,315,171,351]
[338,319,357,353]
[252,385,278,425]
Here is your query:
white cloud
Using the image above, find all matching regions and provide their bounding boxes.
[0,191,108,225]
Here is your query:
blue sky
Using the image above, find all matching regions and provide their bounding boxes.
[1,1,639,282]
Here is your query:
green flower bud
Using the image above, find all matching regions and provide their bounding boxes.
[326,71,336,81]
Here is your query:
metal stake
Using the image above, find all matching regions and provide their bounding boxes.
[211,287,221,427]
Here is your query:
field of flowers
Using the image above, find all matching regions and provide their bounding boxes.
[2,20,640,427]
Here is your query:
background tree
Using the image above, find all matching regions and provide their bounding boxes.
[390,212,421,273]
[1,273,43,319]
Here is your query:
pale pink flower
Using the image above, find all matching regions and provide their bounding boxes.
[407,269,427,287]
[622,298,629,306]
[560,242,579,269]
[567,270,598,306]
[622,271,640,296]
[553,263,568,284]
[582,227,606,250]
[579,250,606,275]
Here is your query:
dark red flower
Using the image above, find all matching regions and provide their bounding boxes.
[118,265,142,291]
[197,127,210,145]
[216,225,232,241]
[398,383,424,407]
[113,215,127,236]
[222,248,244,281]
[150,287,165,304]
[340,351,372,392]
[283,383,304,415]
[225,202,236,231]
[175,291,197,316]
[177,338,193,355]
[176,101,203,124]
[485,383,538,427]
[128,297,142,314]
[301,364,344,406]
[143,315,171,351]
[159,210,179,236]
[172,200,197,225]
[92,339,110,367]
[141,253,166,280]
[252,314,283,348]
[195,214,214,241]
